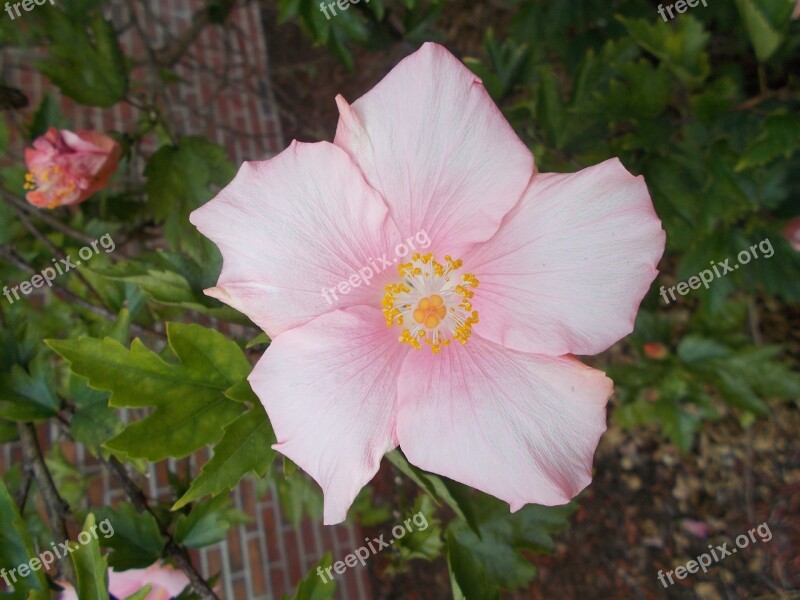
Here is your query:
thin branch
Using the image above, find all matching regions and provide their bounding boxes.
[17,422,75,584]
[748,297,763,345]
[1,190,99,247]
[52,402,218,599]
[14,467,33,513]
[100,455,220,600]
[10,204,109,310]
[0,246,165,341]
[733,88,800,111]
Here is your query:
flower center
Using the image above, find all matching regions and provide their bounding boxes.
[24,166,79,208]
[382,253,479,354]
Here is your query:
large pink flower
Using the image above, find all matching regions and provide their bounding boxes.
[191,43,666,524]
[23,127,121,209]
[58,563,190,599]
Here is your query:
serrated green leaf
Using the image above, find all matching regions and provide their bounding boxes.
[618,15,710,88]
[0,357,59,422]
[36,11,127,107]
[446,495,574,600]
[736,113,800,171]
[46,323,248,460]
[173,402,276,510]
[174,494,247,548]
[144,137,235,261]
[92,505,164,570]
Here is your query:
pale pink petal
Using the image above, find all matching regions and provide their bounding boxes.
[61,129,109,154]
[190,141,402,338]
[396,336,612,509]
[57,582,78,600]
[249,306,407,524]
[465,158,665,356]
[108,564,190,599]
[333,42,534,258]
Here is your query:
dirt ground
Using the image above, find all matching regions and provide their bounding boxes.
[261,7,800,599]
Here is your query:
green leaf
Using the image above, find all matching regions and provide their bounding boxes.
[69,514,110,600]
[618,15,710,88]
[0,357,59,422]
[535,67,568,149]
[712,368,770,415]
[282,553,335,600]
[122,587,152,600]
[733,0,793,62]
[446,495,574,599]
[655,398,703,453]
[144,137,235,261]
[46,323,248,460]
[36,11,127,107]
[677,335,730,363]
[276,468,323,527]
[173,401,276,510]
[29,94,67,140]
[92,504,164,570]
[68,374,121,453]
[736,113,800,171]
[174,494,247,548]
[384,495,443,575]
[0,480,49,593]
[386,450,471,528]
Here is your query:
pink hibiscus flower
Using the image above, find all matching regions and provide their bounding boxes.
[23,127,121,209]
[191,43,666,524]
[58,563,189,600]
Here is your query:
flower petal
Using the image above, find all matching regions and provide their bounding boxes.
[249,306,407,524]
[466,158,666,356]
[396,337,611,509]
[190,141,402,338]
[107,564,190,599]
[333,42,534,257]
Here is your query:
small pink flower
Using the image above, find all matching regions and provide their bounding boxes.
[785,217,800,251]
[59,563,190,600]
[191,43,666,524]
[23,127,121,209]
[794,0,800,19]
